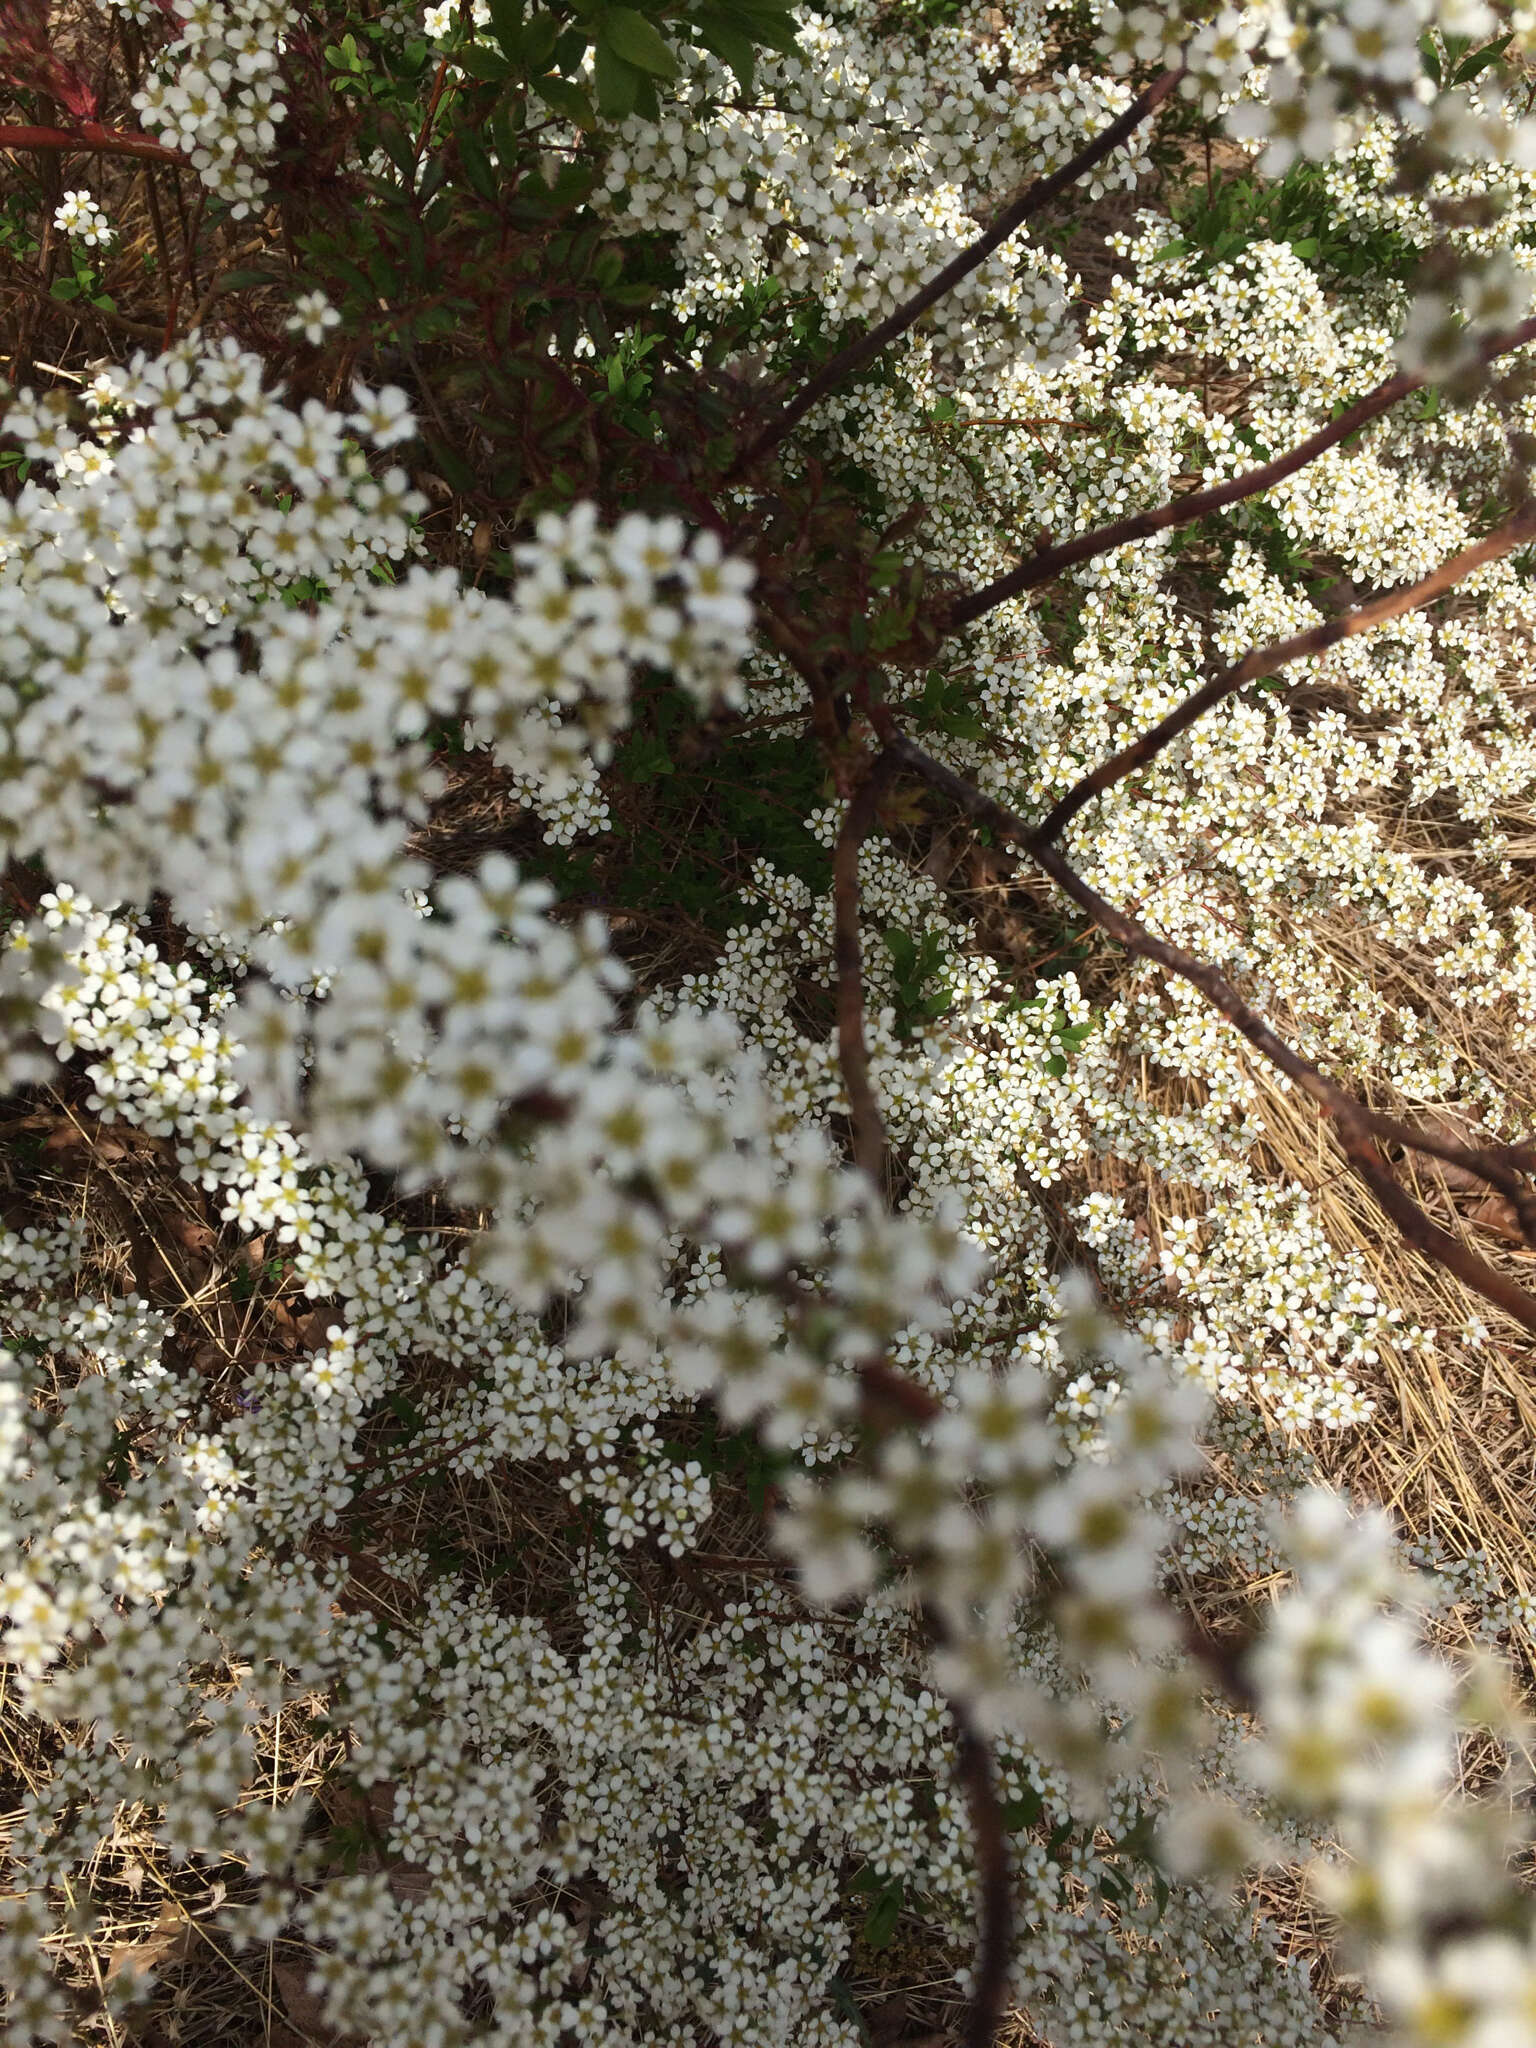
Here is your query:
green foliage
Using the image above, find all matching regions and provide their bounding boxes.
[1000,1783,1044,1831]
[1418,26,1514,89]
[1002,993,1098,1074]
[533,683,830,933]
[48,248,114,311]
[857,1874,904,1950]
[1162,159,1417,282]
[868,0,965,39]
[914,667,986,741]
[272,0,802,523]
[229,1252,288,1303]
[881,926,953,1037]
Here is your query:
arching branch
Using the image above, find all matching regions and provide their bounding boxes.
[942,314,1536,636]
[1034,500,1536,848]
[879,729,1536,1336]
[953,1707,1013,2048]
[729,69,1184,480]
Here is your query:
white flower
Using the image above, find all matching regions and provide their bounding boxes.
[53,190,115,247]
[286,289,341,346]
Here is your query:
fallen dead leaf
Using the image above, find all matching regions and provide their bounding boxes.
[105,1900,195,1985]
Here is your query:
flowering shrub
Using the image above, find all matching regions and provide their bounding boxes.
[6,2,1536,2046]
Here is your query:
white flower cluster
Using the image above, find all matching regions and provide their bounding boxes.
[0,895,1344,2048]
[7,0,1536,2042]
[424,0,490,34]
[127,0,294,214]
[1103,0,1536,375]
[50,189,114,248]
[1246,1491,1536,2048]
[593,11,1145,381]
[0,311,1364,2035]
[686,845,1396,1436]
[0,341,750,950]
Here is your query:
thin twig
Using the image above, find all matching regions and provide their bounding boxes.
[0,268,163,343]
[1023,500,1536,1235]
[833,752,901,1181]
[728,69,1184,479]
[922,1599,1013,2048]
[412,57,455,180]
[943,312,1536,635]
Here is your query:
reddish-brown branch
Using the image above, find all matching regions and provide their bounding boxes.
[834,753,901,1181]
[1034,500,1536,848]
[943,312,1536,635]
[953,1707,1013,2048]
[881,729,1536,1335]
[412,56,454,178]
[0,120,185,164]
[857,1356,942,1425]
[728,69,1183,480]
[1022,501,1536,1238]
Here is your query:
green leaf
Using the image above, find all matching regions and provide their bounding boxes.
[1288,235,1318,259]
[598,5,677,74]
[455,119,499,198]
[487,0,522,58]
[373,113,417,178]
[1001,1786,1044,1831]
[323,249,378,299]
[535,70,595,125]
[550,160,598,208]
[1114,1811,1158,1862]
[692,7,755,87]
[49,276,81,301]
[211,264,281,291]
[492,85,525,155]
[861,1882,903,1951]
[1419,28,1442,83]
[1453,32,1512,83]
[459,43,511,79]
[723,0,800,56]
[521,7,559,68]
[552,24,589,69]
[593,40,641,115]
[426,438,478,493]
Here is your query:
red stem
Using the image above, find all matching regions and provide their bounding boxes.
[0,119,185,164]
